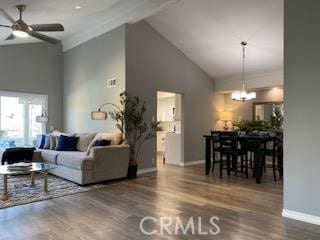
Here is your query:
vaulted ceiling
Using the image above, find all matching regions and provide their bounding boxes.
[0,0,177,50]
[0,0,283,79]
[147,0,283,78]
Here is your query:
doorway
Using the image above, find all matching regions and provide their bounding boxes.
[156,91,184,169]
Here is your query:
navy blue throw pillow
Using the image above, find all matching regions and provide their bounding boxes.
[94,139,111,147]
[56,135,79,151]
[39,135,46,149]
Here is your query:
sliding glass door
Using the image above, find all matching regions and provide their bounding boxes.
[0,91,47,150]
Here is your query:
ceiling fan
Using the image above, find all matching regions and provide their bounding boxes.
[0,4,64,44]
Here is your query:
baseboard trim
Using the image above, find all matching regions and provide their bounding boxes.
[179,160,205,167]
[137,167,157,176]
[282,209,320,226]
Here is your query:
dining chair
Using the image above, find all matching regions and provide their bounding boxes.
[265,135,283,181]
[210,131,220,174]
[218,131,248,178]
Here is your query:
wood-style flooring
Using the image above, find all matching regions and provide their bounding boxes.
[0,162,319,240]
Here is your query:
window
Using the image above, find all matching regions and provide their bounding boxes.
[0,91,47,150]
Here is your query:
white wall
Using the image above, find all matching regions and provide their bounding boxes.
[157,96,175,122]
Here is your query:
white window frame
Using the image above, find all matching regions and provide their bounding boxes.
[0,91,48,147]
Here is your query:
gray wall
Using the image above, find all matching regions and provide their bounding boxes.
[0,43,63,131]
[224,88,283,121]
[284,0,320,217]
[126,21,215,169]
[63,26,126,133]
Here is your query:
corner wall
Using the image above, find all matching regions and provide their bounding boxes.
[0,43,63,131]
[125,21,215,169]
[63,26,126,133]
[283,0,320,222]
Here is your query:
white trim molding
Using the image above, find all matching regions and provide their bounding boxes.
[179,160,205,167]
[282,209,320,226]
[137,167,157,176]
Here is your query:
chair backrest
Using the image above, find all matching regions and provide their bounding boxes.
[219,131,238,151]
[211,131,220,143]
[273,136,283,152]
[211,131,220,136]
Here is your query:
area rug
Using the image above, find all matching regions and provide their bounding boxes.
[0,173,108,209]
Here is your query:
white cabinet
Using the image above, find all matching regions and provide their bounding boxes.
[165,133,181,166]
[157,132,166,153]
[173,94,181,121]
[157,96,179,122]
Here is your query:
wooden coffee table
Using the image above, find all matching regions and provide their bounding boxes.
[0,162,56,200]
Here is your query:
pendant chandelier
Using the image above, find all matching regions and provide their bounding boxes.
[231,41,256,102]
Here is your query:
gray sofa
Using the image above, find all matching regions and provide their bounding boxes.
[36,131,130,185]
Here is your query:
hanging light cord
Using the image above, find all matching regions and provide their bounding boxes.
[241,41,247,92]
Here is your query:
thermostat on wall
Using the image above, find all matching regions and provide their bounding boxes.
[107,78,116,88]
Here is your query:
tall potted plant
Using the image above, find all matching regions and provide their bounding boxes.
[271,106,283,130]
[109,92,160,178]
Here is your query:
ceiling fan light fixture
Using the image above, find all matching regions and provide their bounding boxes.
[12,29,28,38]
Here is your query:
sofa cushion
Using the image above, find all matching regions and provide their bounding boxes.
[49,135,57,150]
[38,135,46,149]
[41,150,59,164]
[35,135,43,148]
[76,133,96,152]
[56,135,79,151]
[44,135,51,149]
[51,130,76,137]
[86,132,122,155]
[96,132,122,145]
[56,151,93,170]
[94,139,111,147]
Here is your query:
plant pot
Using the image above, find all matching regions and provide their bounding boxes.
[127,164,138,178]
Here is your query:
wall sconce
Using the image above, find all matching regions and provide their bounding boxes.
[220,111,232,131]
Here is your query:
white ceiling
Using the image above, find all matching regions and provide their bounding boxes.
[0,0,177,50]
[0,0,283,79]
[147,0,283,78]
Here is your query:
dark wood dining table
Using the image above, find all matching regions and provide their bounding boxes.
[203,133,270,184]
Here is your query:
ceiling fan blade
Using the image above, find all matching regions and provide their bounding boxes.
[0,8,16,24]
[29,24,64,32]
[5,34,16,40]
[0,24,11,29]
[27,31,59,44]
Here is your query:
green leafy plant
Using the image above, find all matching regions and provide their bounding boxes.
[271,106,283,130]
[233,120,271,132]
[109,92,160,166]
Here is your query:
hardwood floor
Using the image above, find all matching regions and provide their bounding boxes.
[0,162,319,240]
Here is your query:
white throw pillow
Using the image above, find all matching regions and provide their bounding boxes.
[51,130,75,137]
[54,136,60,150]
[76,133,97,152]
[49,135,57,150]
